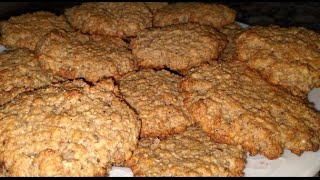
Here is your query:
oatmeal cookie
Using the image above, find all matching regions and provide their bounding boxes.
[0,79,140,176]
[153,2,236,28]
[125,125,246,177]
[35,30,135,83]
[0,11,72,51]
[0,48,55,106]
[181,61,320,159]
[131,23,227,72]
[65,2,152,38]
[235,26,320,97]
[119,69,193,137]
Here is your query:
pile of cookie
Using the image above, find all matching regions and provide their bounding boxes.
[0,2,319,177]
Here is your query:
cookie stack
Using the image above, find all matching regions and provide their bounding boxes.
[0,2,319,177]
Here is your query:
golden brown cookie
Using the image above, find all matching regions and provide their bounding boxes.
[235,26,320,97]
[65,2,152,38]
[125,125,246,177]
[0,48,56,106]
[153,2,236,28]
[0,11,72,51]
[0,79,140,176]
[119,69,193,137]
[131,23,227,72]
[35,30,136,83]
[181,61,320,160]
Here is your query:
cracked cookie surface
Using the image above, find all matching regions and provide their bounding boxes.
[235,26,320,97]
[65,2,152,38]
[153,2,236,28]
[131,23,227,72]
[181,61,320,159]
[0,79,140,176]
[120,69,193,137]
[36,30,135,83]
[119,69,193,137]
[0,48,55,106]
[125,125,246,177]
[0,11,72,51]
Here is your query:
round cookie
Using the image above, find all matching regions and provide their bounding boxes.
[153,2,236,28]
[131,23,227,72]
[119,69,193,137]
[0,11,72,51]
[0,48,55,106]
[126,126,246,177]
[235,26,320,97]
[181,61,320,160]
[0,79,140,176]
[35,30,136,83]
[65,2,152,38]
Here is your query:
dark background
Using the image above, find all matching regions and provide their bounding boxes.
[0,2,319,32]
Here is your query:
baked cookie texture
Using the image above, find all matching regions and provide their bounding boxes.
[131,23,227,72]
[181,61,320,160]
[218,23,244,62]
[119,69,193,137]
[0,49,54,106]
[125,126,246,177]
[65,2,152,38]
[153,2,236,28]
[35,30,135,83]
[0,79,140,176]
[0,11,72,51]
[144,2,168,14]
[235,26,320,97]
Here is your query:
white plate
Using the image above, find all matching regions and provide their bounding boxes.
[0,24,319,176]
[0,45,7,52]
[236,21,250,29]
[108,150,320,177]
